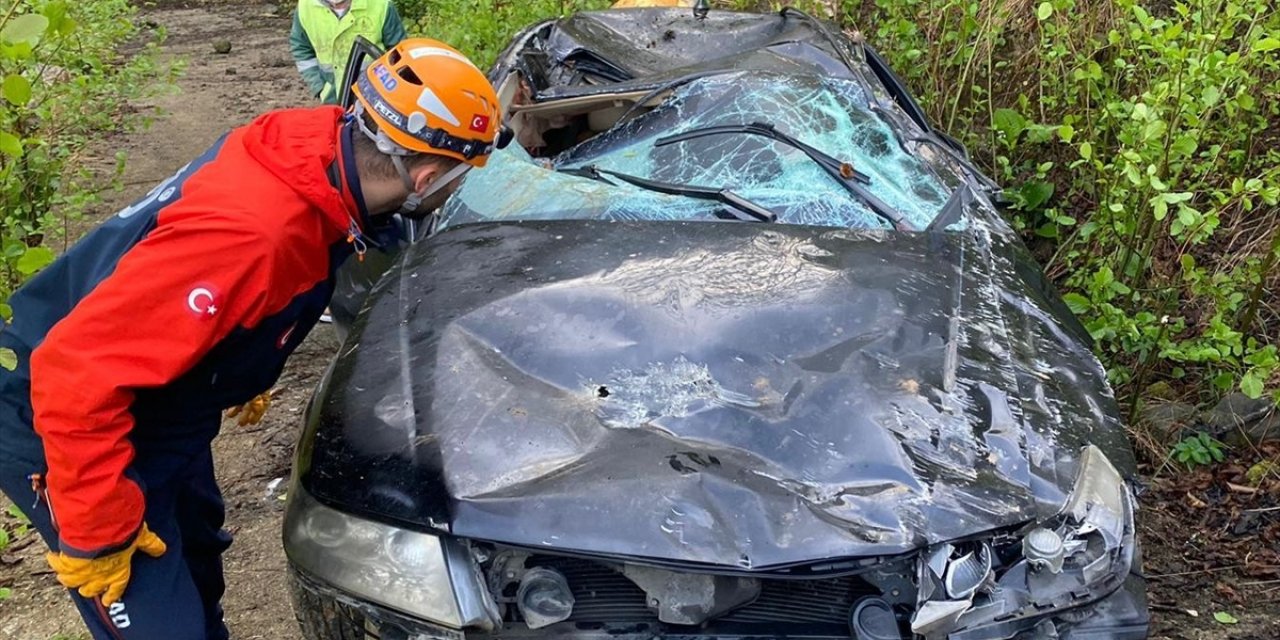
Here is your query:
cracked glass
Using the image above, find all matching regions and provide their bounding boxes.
[438,72,960,231]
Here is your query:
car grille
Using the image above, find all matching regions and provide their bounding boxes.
[521,555,879,629]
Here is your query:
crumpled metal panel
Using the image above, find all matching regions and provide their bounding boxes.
[532,10,862,98]
[299,217,1136,569]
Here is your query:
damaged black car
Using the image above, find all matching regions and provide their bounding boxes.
[284,6,1150,640]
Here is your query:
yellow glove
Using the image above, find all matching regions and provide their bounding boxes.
[226,391,272,426]
[46,523,167,605]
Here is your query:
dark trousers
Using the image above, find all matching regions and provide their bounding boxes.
[0,437,232,640]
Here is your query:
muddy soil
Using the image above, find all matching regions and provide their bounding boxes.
[1138,457,1280,640]
[2,1,1279,639]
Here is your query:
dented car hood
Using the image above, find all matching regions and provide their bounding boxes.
[298,219,1138,569]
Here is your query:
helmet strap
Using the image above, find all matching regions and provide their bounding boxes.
[352,102,472,214]
[392,155,471,215]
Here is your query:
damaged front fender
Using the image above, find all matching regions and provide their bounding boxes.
[909,446,1147,640]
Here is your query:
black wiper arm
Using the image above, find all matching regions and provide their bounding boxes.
[658,122,871,185]
[560,165,618,185]
[925,184,973,233]
[655,122,912,230]
[566,165,777,223]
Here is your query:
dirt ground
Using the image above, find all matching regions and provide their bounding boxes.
[1,1,1279,639]
[1138,454,1280,640]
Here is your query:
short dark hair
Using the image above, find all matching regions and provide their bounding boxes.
[351,112,460,180]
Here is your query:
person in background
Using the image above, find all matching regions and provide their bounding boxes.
[291,0,408,104]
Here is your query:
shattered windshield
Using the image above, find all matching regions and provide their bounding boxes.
[437,72,962,231]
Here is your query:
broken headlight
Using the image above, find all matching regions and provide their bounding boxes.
[911,445,1138,639]
[284,484,498,629]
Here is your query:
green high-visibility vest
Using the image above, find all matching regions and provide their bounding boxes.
[296,0,391,102]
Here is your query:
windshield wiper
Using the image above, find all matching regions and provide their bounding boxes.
[655,122,911,230]
[925,185,972,233]
[563,165,777,223]
[658,122,871,185]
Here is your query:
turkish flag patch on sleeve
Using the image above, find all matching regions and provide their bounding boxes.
[469,114,490,133]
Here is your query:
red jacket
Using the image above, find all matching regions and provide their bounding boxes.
[7,106,361,556]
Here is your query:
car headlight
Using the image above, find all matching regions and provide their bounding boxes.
[911,445,1139,639]
[284,484,498,629]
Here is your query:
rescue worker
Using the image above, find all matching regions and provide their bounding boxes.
[291,0,407,104]
[0,38,501,640]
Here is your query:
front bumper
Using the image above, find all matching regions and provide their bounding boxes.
[289,558,1150,640]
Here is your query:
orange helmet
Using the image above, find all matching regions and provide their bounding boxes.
[352,38,502,168]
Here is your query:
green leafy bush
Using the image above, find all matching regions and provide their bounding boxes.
[0,0,173,370]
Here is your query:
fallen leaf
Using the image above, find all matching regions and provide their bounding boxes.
[1215,582,1242,604]
[1214,611,1239,625]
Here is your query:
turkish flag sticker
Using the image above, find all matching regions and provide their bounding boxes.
[185,284,221,320]
[469,114,490,133]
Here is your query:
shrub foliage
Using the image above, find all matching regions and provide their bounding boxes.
[0,0,173,370]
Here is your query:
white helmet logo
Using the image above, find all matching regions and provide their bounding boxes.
[417,88,461,127]
[187,287,217,316]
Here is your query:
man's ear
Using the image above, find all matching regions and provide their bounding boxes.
[410,161,443,195]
